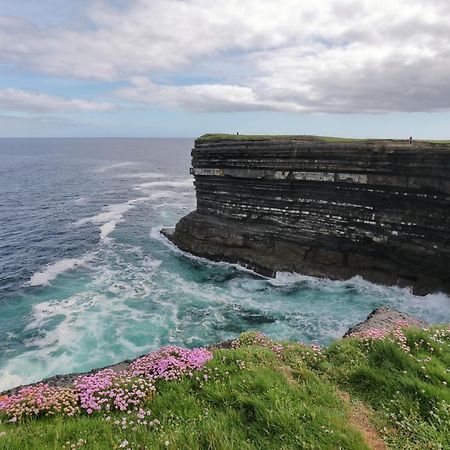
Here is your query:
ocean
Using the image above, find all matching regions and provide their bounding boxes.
[0,137,449,392]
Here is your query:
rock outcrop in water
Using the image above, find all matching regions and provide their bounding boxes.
[164,135,450,295]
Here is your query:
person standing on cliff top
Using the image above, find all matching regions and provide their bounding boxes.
[409,136,414,144]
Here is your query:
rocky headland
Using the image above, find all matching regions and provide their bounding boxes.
[164,134,450,295]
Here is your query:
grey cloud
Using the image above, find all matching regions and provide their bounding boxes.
[1,1,450,113]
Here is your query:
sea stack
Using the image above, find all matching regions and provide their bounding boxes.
[163,134,450,295]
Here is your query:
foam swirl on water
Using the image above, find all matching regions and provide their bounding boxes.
[29,255,95,287]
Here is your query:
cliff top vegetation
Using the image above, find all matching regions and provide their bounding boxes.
[197,134,450,147]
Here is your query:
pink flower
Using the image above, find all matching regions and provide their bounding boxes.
[0,345,212,420]
[130,346,213,381]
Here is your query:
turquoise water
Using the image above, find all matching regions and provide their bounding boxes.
[0,138,449,391]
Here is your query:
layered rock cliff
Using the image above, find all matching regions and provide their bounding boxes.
[163,135,450,294]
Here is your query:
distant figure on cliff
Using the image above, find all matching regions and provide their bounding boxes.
[409,136,414,144]
[237,132,239,135]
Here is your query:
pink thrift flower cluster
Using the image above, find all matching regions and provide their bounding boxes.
[130,346,213,381]
[74,369,155,414]
[0,346,212,422]
[0,383,79,421]
[349,319,411,353]
[350,327,390,340]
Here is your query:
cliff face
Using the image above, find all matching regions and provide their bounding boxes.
[164,135,450,295]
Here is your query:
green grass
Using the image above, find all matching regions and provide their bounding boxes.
[196,133,450,145]
[1,328,450,449]
[323,328,450,449]
[196,133,365,143]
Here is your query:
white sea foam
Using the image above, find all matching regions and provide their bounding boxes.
[129,196,152,205]
[269,273,450,329]
[74,196,89,205]
[118,172,166,179]
[399,291,450,324]
[269,272,411,295]
[99,221,117,240]
[149,190,193,200]
[94,162,136,173]
[75,202,135,241]
[76,202,134,227]
[135,179,194,190]
[29,254,94,287]
[0,372,26,392]
[75,195,158,241]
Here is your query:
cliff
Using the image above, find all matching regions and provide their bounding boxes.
[164,134,450,294]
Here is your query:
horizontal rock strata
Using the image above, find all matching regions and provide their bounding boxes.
[164,136,450,294]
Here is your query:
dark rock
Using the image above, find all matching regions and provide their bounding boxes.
[167,135,450,295]
[344,307,428,337]
[206,339,236,350]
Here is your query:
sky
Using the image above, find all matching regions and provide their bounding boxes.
[0,0,450,138]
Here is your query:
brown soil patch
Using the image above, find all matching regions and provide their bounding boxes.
[339,391,388,450]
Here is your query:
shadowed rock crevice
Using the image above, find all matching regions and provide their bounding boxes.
[164,135,450,295]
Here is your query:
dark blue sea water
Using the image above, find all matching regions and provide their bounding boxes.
[1,138,449,391]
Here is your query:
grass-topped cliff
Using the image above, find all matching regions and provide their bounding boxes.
[197,133,450,146]
[1,324,450,449]
[170,134,450,295]
[197,133,366,143]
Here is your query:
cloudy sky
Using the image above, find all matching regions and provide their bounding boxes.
[1,0,449,137]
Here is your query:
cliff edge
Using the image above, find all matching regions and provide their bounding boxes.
[164,134,450,295]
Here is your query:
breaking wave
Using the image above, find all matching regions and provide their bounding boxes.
[29,254,95,287]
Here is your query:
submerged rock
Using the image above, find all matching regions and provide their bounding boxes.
[166,134,450,295]
[344,307,428,337]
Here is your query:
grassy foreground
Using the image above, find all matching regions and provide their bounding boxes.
[1,326,450,450]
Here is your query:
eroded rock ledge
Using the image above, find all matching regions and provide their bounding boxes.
[164,135,450,295]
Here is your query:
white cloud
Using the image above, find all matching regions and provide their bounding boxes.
[1,0,450,113]
[115,77,306,112]
[0,88,116,113]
